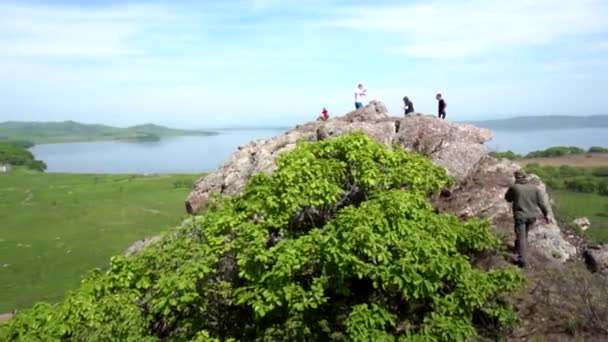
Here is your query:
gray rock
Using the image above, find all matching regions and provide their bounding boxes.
[433,158,577,263]
[124,236,162,257]
[573,217,591,231]
[584,245,608,275]
[184,100,577,263]
[527,175,577,263]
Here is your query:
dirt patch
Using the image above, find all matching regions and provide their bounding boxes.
[0,312,13,322]
[517,153,608,168]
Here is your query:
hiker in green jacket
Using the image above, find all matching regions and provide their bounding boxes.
[504,170,551,268]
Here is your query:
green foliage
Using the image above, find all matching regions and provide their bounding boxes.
[2,140,35,148]
[525,164,607,196]
[564,178,598,193]
[591,167,608,178]
[598,180,608,196]
[525,146,585,158]
[588,146,608,153]
[489,151,522,160]
[0,142,46,171]
[0,133,524,341]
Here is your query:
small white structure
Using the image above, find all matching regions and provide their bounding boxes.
[0,164,11,173]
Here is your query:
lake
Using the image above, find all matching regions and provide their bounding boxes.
[31,129,286,174]
[31,127,607,174]
[485,127,607,154]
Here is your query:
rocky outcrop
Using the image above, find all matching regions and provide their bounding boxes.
[185,101,577,263]
[584,245,608,275]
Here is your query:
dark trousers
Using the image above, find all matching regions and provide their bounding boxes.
[355,102,363,109]
[438,111,446,119]
[514,217,536,266]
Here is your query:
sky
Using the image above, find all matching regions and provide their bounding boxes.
[1,0,608,128]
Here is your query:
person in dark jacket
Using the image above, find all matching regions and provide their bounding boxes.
[505,170,551,268]
[436,93,447,119]
[402,96,414,115]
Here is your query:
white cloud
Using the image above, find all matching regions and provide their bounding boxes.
[322,0,608,58]
[0,2,168,58]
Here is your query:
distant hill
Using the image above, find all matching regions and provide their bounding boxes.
[0,121,218,144]
[467,115,608,130]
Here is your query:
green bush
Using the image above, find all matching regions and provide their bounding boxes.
[0,133,524,341]
[543,178,564,190]
[525,165,559,181]
[0,142,46,171]
[557,165,583,177]
[490,151,522,160]
[588,146,608,153]
[592,167,608,178]
[599,180,608,196]
[526,146,585,158]
[527,165,608,196]
[564,178,598,193]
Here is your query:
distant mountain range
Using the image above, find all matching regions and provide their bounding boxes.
[466,115,608,131]
[0,121,218,144]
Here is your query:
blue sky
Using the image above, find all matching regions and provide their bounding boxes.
[1,0,608,128]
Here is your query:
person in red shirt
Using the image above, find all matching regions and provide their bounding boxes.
[318,107,329,121]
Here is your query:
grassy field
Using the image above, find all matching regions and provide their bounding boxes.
[0,170,201,312]
[552,190,608,243]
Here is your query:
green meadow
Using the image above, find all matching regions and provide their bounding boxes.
[552,190,608,243]
[0,170,200,312]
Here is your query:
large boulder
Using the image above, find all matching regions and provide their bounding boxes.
[185,101,577,263]
[584,245,608,275]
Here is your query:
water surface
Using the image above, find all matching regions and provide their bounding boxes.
[486,127,607,154]
[31,127,607,174]
[31,129,284,174]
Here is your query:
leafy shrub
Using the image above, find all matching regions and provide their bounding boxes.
[588,146,608,153]
[526,146,585,158]
[0,133,524,341]
[592,167,608,178]
[525,165,559,182]
[558,165,583,177]
[0,142,46,171]
[564,178,598,193]
[490,151,522,160]
[599,180,608,196]
[543,178,564,190]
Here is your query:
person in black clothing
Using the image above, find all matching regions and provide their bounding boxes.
[402,96,414,116]
[436,93,447,119]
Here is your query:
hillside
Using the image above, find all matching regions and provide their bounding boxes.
[468,114,608,130]
[0,121,218,144]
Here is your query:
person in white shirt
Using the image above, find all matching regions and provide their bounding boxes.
[354,83,367,109]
